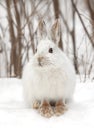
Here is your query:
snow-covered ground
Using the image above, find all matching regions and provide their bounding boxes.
[0,78,94,130]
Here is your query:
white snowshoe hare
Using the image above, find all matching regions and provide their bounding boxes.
[22,19,76,118]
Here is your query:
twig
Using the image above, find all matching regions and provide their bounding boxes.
[60,11,71,34]
[71,0,94,48]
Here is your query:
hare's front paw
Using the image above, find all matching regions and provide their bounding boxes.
[54,100,67,116]
[39,100,54,118]
[33,100,40,109]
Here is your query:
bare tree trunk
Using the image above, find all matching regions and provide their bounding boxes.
[52,0,63,50]
[6,0,17,77]
[13,0,22,78]
[71,0,79,74]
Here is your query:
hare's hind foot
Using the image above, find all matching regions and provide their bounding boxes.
[39,100,54,118]
[54,100,67,116]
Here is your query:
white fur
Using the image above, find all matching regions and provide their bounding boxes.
[22,38,76,107]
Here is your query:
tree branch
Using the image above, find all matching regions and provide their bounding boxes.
[71,0,94,48]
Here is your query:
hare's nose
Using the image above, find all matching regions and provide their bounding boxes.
[37,57,44,63]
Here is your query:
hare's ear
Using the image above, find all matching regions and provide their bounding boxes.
[37,20,47,41]
[51,19,60,45]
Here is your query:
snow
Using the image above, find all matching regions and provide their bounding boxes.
[0,78,94,130]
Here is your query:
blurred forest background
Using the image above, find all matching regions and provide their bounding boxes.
[0,0,94,81]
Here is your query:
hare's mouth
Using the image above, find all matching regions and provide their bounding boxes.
[36,57,53,68]
[38,62,43,67]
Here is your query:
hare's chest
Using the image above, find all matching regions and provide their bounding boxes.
[32,70,66,100]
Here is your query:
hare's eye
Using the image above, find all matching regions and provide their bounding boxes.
[49,48,53,53]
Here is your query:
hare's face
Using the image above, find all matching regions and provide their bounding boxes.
[34,39,59,68]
